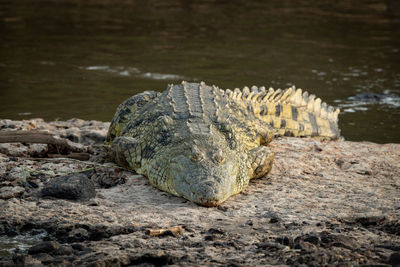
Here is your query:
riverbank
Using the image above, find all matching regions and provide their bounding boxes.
[0,119,399,266]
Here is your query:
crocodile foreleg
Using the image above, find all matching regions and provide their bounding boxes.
[248,146,274,179]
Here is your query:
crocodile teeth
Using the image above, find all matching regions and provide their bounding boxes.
[314,98,322,115]
[259,86,266,93]
[225,89,233,97]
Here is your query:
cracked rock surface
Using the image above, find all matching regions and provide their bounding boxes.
[0,119,399,266]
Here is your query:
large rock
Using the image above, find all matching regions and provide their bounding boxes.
[41,173,96,201]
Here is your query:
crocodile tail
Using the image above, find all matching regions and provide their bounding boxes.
[225,85,340,140]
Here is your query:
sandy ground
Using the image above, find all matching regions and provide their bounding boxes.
[0,119,399,266]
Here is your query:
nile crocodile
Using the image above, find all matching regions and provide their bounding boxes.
[107,81,340,206]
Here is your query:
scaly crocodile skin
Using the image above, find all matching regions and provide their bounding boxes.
[107,81,340,206]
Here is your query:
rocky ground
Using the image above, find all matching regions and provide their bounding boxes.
[0,118,399,266]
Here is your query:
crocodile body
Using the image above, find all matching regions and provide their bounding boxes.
[107,81,340,206]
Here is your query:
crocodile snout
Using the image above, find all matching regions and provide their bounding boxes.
[193,182,226,207]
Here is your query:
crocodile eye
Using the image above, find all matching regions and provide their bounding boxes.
[213,149,225,164]
[191,152,203,162]
[191,146,204,162]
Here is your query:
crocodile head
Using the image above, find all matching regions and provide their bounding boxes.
[166,138,248,207]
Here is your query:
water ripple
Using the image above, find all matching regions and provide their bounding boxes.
[82,65,189,81]
[139,72,186,80]
[335,91,400,113]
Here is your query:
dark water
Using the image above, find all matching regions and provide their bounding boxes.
[1,0,400,143]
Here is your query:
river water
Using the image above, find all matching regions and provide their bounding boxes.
[1,0,399,143]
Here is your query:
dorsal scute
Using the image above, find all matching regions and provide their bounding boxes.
[270,86,340,123]
[242,86,250,96]
[289,88,303,106]
[314,98,322,117]
[253,89,266,101]
[262,88,275,101]
[251,86,258,93]
[221,83,340,124]
[269,89,281,102]
[280,87,293,103]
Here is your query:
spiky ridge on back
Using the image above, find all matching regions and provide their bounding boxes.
[108,81,341,144]
[221,84,340,139]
